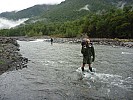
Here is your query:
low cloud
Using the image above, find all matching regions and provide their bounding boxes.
[0,17,28,29]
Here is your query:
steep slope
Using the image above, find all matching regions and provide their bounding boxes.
[0,0,132,22]
[40,0,113,22]
[40,0,133,22]
[0,4,54,20]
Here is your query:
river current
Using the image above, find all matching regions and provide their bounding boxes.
[0,39,133,100]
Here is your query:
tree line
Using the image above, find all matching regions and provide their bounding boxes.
[0,7,133,39]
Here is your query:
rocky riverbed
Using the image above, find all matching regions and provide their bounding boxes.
[15,36,133,48]
[0,37,28,75]
[0,36,133,75]
[43,37,133,48]
[0,38,132,100]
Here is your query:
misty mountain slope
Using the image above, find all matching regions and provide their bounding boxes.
[0,4,54,20]
[0,18,28,29]
[0,0,133,23]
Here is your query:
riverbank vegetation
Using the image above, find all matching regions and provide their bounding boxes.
[0,7,133,39]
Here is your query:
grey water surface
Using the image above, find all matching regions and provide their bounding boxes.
[0,39,133,100]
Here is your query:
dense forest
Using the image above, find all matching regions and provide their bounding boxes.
[0,6,133,38]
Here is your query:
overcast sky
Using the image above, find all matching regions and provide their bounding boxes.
[0,0,65,13]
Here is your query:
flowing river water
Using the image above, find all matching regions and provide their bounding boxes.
[0,39,133,100]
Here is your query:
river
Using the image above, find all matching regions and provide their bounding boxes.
[0,39,133,100]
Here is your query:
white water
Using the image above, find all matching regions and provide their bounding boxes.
[0,40,133,100]
[121,52,133,55]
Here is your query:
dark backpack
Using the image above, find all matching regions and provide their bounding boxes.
[81,40,86,47]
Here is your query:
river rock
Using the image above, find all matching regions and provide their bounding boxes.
[0,37,28,75]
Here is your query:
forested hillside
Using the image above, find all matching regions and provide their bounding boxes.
[40,0,114,22]
[0,4,54,20]
[1,0,132,22]
[0,0,133,38]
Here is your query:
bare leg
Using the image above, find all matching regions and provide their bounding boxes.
[88,64,92,72]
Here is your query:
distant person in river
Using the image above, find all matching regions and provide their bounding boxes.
[81,38,95,72]
[50,38,53,45]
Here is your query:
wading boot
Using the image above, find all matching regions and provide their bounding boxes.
[81,67,84,71]
[89,67,92,72]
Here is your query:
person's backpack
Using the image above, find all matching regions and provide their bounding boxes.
[81,40,86,47]
[81,40,87,55]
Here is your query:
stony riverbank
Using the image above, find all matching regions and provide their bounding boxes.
[90,38,133,48]
[0,37,28,75]
[17,36,133,48]
[44,37,133,48]
[0,37,132,75]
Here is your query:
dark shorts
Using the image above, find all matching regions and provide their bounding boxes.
[83,56,92,64]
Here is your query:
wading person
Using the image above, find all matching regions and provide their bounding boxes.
[50,38,53,45]
[81,39,95,72]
